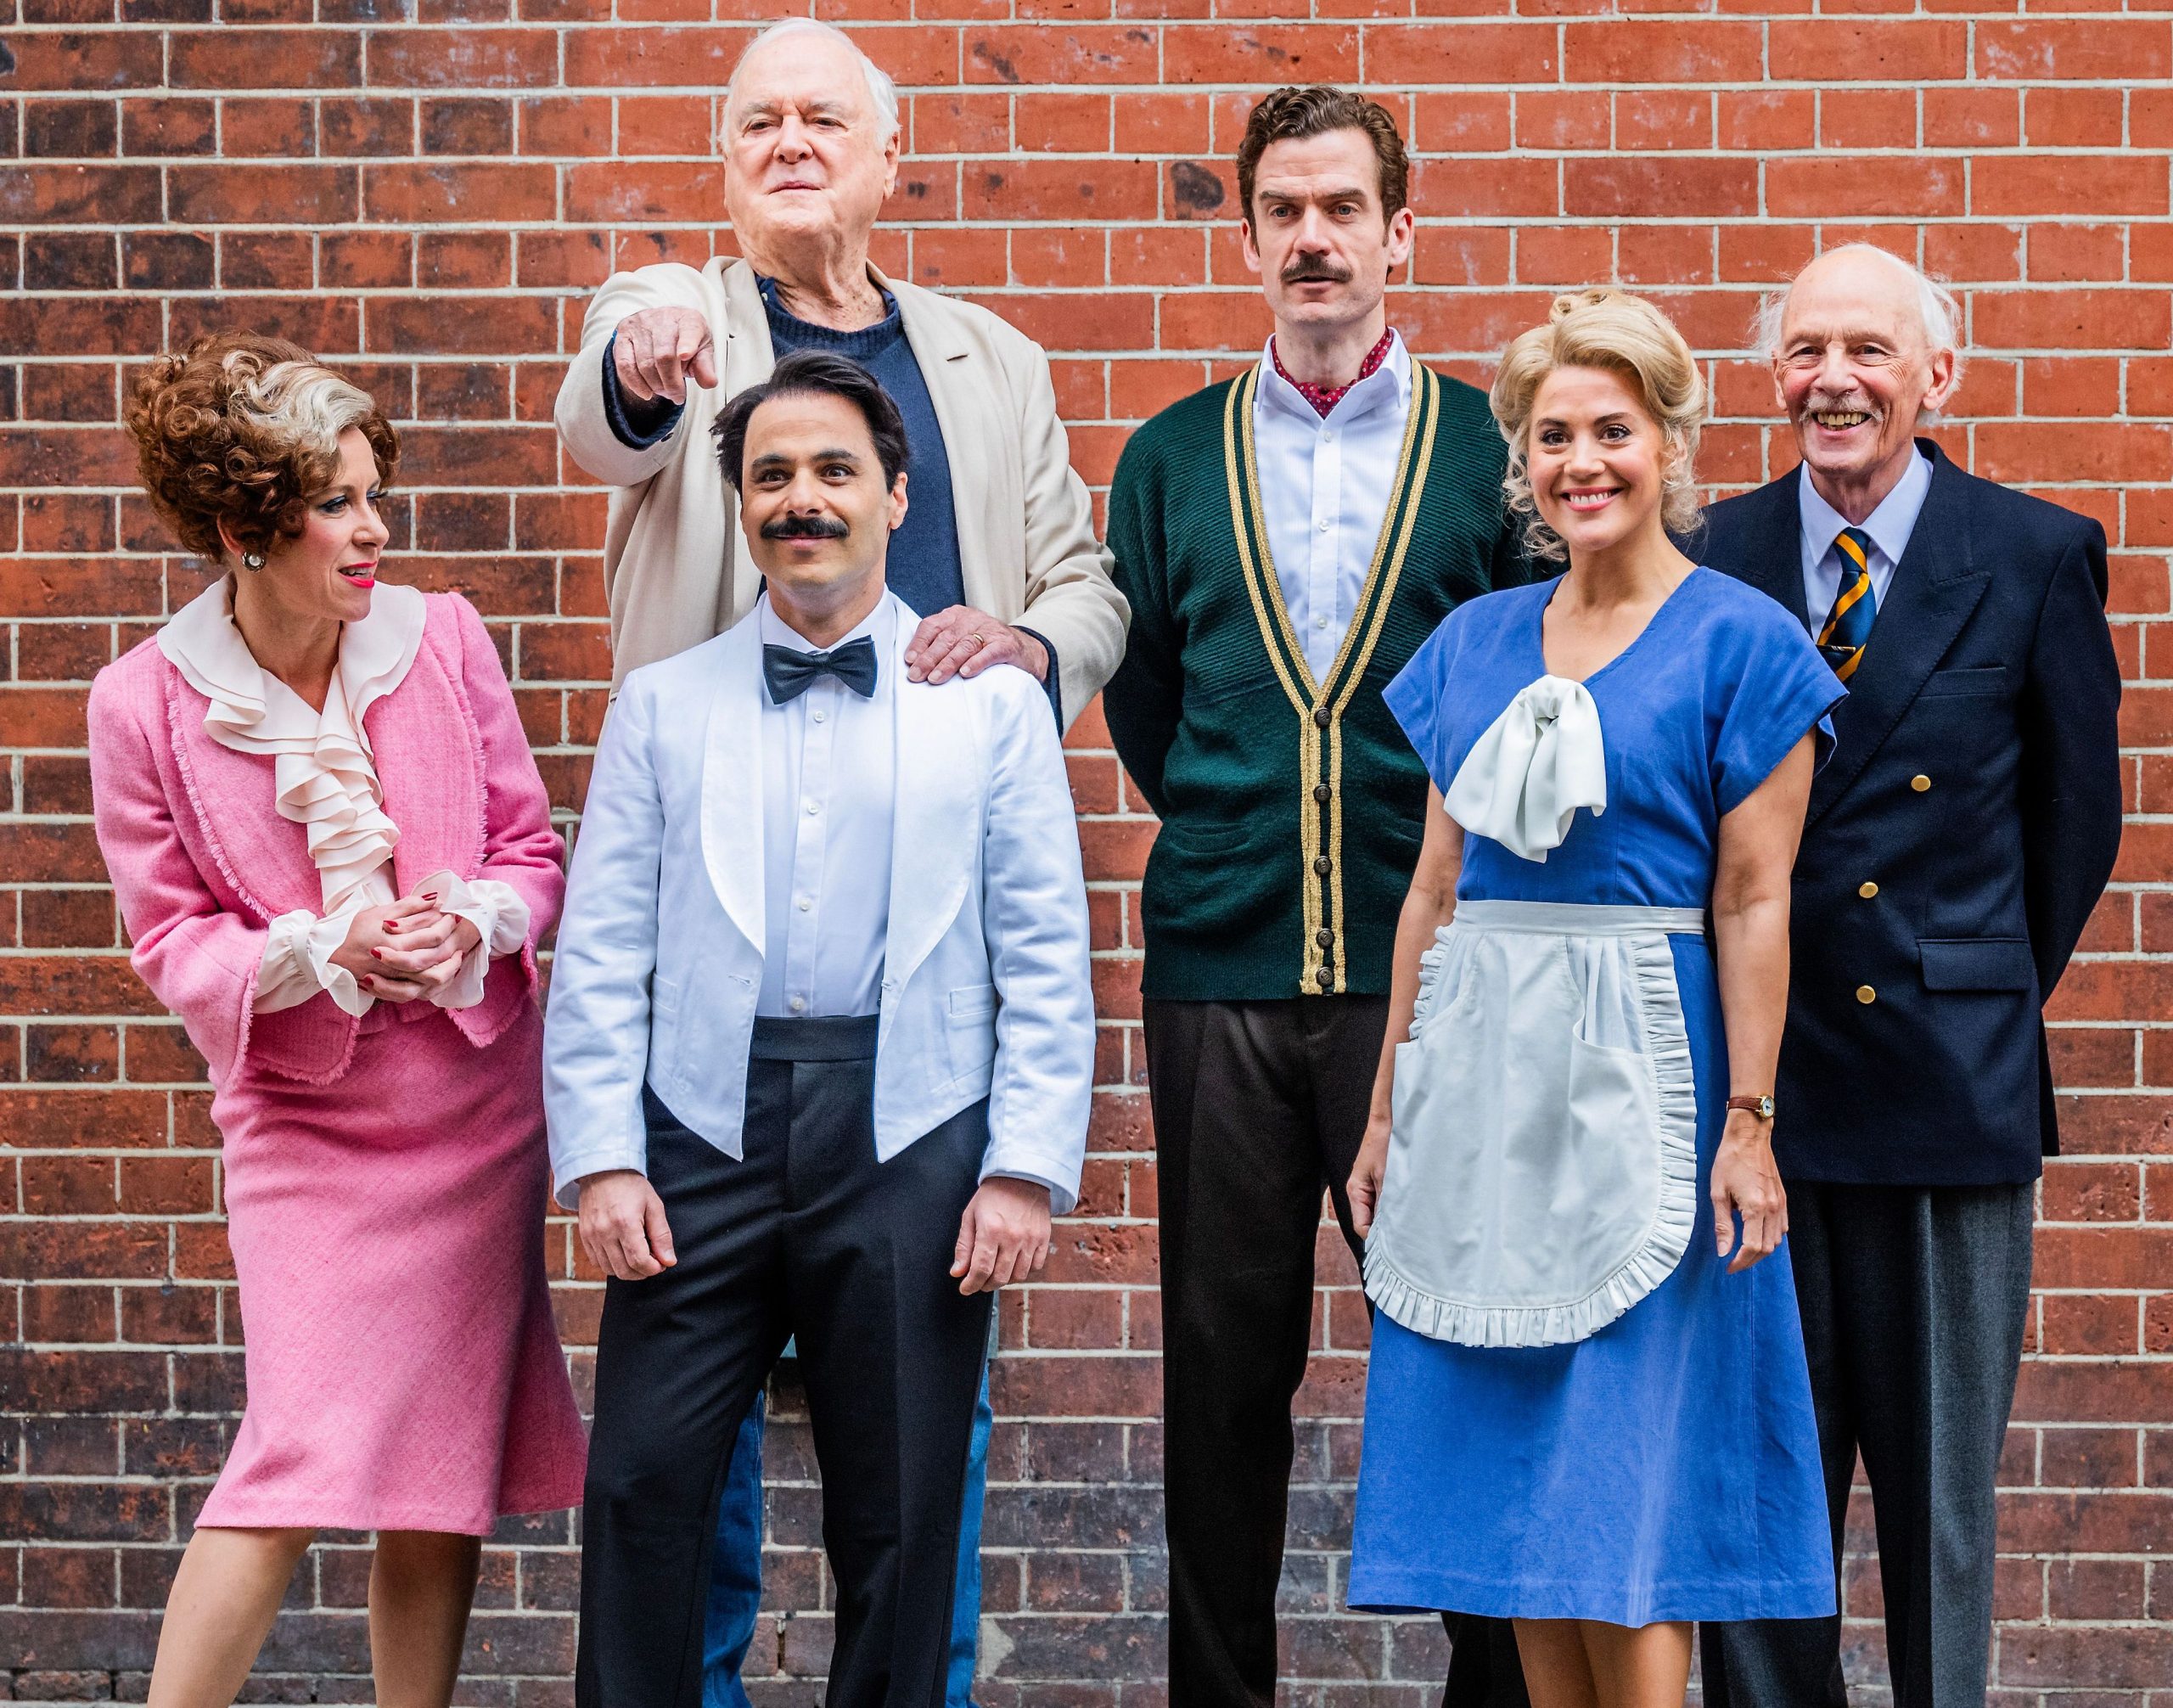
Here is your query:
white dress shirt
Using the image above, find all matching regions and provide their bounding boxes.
[1253,332,1415,683]
[1798,449,1933,633]
[757,593,897,1020]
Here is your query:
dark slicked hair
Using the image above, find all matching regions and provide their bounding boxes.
[1236,85,1409,228]
[711,349,910,492]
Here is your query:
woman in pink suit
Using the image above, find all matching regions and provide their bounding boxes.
[87,333,587,1708]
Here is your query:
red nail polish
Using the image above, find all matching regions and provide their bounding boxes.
[370,948,384,958]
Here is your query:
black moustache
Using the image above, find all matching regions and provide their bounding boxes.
[761,514,851,540]
[1282,263,1352,284]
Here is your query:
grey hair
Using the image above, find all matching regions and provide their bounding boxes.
[1752,242,1966,405]
[722,17,901,144]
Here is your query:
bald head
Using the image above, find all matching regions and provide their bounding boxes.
[1765,244,1962,522]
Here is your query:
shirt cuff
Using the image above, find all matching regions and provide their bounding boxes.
[602,329,683,450]
[417,869,531,1012]
[1014,625,1063,729]
[256,901,375,1018]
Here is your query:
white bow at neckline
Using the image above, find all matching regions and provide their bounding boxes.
[1442,673,1607,862]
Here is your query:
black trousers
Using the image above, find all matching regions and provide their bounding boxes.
[577,1018,992,1708]
[1145,997,1528,1708]
[1701,1182,2035,1708]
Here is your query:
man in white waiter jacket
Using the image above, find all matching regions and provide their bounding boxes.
[545,351,1095,1708]
[552,16,1126,728]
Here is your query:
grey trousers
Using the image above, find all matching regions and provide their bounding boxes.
[1701,1181,2035,1708]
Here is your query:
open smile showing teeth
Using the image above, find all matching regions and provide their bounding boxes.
[1814,410,1870,430]
[1560,489,1620,511]
[338,565,376,580]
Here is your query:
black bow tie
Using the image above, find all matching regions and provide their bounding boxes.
[763,636,879,705]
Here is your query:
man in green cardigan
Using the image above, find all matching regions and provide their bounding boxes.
[1104,86,1530,1708]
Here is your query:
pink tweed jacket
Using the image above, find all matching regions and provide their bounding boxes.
[87,590,564,1088]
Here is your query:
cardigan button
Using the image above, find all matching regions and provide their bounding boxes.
[1314,856,1331,876]
[1312,705,1330,728]
[1312,784,1330,804]
[1856,985,1878,1005]
[1316,928,1334,948]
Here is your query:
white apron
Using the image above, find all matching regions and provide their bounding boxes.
[1363,901,1704,1348]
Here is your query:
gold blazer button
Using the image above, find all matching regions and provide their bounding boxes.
[1911,774,1932,792]
[1859,881,1878,899]
[1856,984,1878,1004]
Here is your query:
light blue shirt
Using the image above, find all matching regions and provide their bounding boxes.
[1797,450,1933,634]
[1254,331,1414,683]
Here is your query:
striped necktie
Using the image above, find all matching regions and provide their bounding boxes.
[1816,526,1878,682]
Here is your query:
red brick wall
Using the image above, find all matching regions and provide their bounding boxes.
[1,5,2167,1701]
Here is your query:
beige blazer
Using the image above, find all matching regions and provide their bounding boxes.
[553,256,1126,725]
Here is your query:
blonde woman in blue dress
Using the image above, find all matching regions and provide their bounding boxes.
[1345,290,1844,1707]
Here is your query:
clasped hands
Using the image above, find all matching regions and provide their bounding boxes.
[579,1170,1053,1295]
[328,886,483,1004]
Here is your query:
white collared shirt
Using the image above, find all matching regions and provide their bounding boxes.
[1798,449,1933,633]
[1253,331,1415,683]
[757,592,897,1020]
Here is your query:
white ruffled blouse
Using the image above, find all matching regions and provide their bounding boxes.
[157,577,529,1018]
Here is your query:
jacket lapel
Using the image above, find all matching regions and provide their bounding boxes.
[699,615,769,957]
[720,258,777,623]
[889,270,1015,621]
[1807,441,1991,825]
[883,610,978,999]
[367,638,483,895]
[162,672,323,920]
[1722,469,1812,632]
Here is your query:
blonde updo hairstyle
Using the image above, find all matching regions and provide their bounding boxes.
[1490,288,1705,563]
[125,332,399,565]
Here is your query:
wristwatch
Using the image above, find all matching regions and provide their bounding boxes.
[1726,1093,1776,1120]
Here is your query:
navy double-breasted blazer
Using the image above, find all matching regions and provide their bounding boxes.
[1703,440,2123,1185]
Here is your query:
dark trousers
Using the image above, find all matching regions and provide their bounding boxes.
[1145,997,1527,1708]
[1701,1182,2035,1708]
[577,1017,992,1708]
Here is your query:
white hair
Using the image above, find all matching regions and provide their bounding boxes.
[1752,242,1966,402]
[723,17,901,144]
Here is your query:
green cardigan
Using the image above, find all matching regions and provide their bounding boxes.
[1105,359,1524,1001]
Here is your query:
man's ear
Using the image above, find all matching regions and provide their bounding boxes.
[887,469,909,531]
[1919,346,1959,417]
[1238,216,1264,279]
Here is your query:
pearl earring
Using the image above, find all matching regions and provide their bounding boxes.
[244,553,266,570]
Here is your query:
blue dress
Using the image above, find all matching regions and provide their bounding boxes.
[1348,566,1845,1626]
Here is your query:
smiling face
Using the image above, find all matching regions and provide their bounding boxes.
[736,388,907,610]
[1241,129,1413,339]
[237,425,389,627]
[721,32,899,267]
[1772,248,1956,508]
[1524,364,1673,561]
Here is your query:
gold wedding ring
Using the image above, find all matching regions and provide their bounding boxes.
[966,632,986,650]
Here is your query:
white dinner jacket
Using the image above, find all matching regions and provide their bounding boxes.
[542,594,1094,1214]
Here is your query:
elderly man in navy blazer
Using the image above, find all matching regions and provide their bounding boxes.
[1697,244,2123,1708]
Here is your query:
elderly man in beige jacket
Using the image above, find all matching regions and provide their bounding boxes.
[554,16,1125,726]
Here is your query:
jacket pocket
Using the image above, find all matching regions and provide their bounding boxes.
[1918,665,2009,699]
[945,983,998,1083]
[1918,937,2036,992]
[948,983,998,1021]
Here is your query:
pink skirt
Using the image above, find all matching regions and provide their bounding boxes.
[199,997,587,1534]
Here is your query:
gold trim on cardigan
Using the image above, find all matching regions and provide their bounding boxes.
[1223,361,1440,993]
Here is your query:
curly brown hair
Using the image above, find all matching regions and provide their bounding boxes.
[124,332,399,563]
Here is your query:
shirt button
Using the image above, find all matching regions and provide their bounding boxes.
[1859,881,1878,899]
[1322,430,1336,443]
[1911,774,1931,793]
[806,801,821,816]
[789,995,807,1013]
[1318,520,1331,532]
[1856,985,1878,1005]
[798,897,812,912]
[1315,615,1328,628]
[812,710,826,723]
